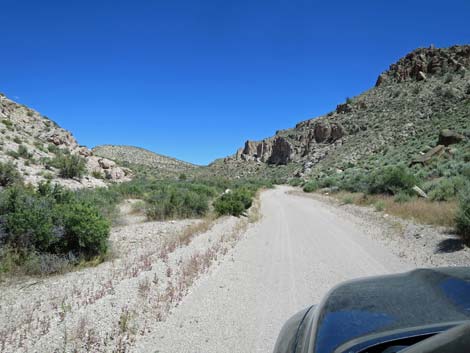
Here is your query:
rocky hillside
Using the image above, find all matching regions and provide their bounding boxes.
[93,145,197,178]
[0,95,132,188]
[213,45,470,180]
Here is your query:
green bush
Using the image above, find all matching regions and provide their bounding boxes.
[394,191,412,203]
[368,165,418,195]
[456,188,470,243]
[423,177,467,201]
[303,180,319,193]
[0,185,110,260]
[59,202,110,258]
[0,161,22,187]
[213,189,254,216]
[374,200,386,212]
[288,178,302,187]
[50,153,86,179]
[1,187,57,252]
[17,144,31,159]
[342,195,354,204]
[146,187,210,220]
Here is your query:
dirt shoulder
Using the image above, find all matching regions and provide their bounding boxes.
[291,190,470,268]
[0,197,259,353]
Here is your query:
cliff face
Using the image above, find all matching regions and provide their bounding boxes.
[212,45,470,180]
[0,95,132,188]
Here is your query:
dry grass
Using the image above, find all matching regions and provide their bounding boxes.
[177,215,216,245]
[248,191,263,223]
[332,191,457,228]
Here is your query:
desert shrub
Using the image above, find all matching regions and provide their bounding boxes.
[0,161,22,187]
[374,200,386,212]
[428,177,465,201]
[394,191,412,203]
[13,137,22,144]
[288,178,302,187]
[146,187,210,220]
[0,185,110,261]
[75,186,122,222]
[342,195,354,204]
[2,119,13,129]
[59,202,110,258]
[456,187,470,243]
[318,176,338,188]
[213,188,254,217]
[444,74,453,84]
[368,165,418,195]
[50,153,86,179]
[339,173,369,193]
[92,170,104,179]
[303,180,319,193]
[47,144,61,154]
[0,187,57,252]
[21,251,76,276]
[17,144,32,159]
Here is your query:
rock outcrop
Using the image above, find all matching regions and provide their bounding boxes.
[376,45,470,86]
[211,45,470,181]
[438,129,465,146]
[268,137,294,165]
[0,94,132,188]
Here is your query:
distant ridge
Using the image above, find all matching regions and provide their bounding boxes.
[92,145,197,177]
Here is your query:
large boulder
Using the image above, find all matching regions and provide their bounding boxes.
[313,122,331,143]
[438,129,465,146]
[98,158,115,169]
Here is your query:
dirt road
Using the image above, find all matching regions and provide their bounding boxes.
[135,186,411,353]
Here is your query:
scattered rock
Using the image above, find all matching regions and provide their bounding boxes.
[336,103,353,114]
[410,145,445,166]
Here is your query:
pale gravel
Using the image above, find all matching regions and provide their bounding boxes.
[134,186,413,353]
[0,204,246,353]
[2,186,468,353]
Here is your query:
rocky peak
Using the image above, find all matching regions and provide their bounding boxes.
[376,45,470,86]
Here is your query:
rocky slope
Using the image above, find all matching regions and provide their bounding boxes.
[212,45,470,180]
[0,95,132,188]
[93,145,197,178]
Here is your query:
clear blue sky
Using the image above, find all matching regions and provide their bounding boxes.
[1,1,469,165]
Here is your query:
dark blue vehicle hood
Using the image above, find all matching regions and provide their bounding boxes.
[309,267,470,353]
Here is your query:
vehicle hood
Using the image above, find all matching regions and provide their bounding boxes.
[310,267,470,353]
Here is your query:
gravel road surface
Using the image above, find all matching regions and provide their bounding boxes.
[135,186,411,353]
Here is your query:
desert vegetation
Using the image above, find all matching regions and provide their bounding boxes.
[300,152,469,241]
[0,170,271,278]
